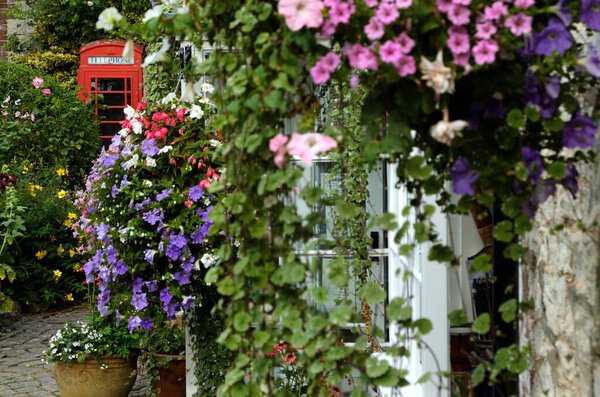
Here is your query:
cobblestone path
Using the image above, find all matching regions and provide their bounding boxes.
[0,305,148,397]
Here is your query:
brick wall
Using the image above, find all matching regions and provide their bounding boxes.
[0,0,7,60]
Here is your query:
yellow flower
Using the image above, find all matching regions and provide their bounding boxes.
[22,164,30,174]
[53,269,62,280]
[35,250,48,260]
[68,212,78,220]
[69,249,77,258]
[63,219,73,228]
[56,168,68,176]
[65,293,74,301]
[29,184,43,197]
[57,190,68,199]
[73,264,81,271]
[57,245,65,255]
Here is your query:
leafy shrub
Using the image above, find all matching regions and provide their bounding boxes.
[4,161,87,309]
[0,62,100,175]
[11,48,79,87]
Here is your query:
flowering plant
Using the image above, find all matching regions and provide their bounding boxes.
[74,85,223,332]
[268,341,309,396]
[43,316,139,365]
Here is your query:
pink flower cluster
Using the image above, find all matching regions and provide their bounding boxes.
[32,77,52,96]
[310,52,341,84]
[439,0,533,68]
[269,132,338,168]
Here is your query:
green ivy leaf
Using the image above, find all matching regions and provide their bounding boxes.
[493,221,513,242]
[366,357,390,378]
[428,244,453,263]
[471,364,486,386]
[448,309,469,327]
[506,109,526,129]
[388,297,411,321]
[361,282,387,305]
[472,313,490,334]
[233,312,252,332]
[498,298,517,323]
[470,254,492,274]
[376,213,398,230]
[414,318,433,335]
[547,161,566,180]
[405,156,433,180]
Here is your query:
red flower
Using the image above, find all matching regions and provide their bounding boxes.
[283,353,296,364]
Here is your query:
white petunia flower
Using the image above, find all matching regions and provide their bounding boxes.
[158,145,173,154]
[188,104,204,119]
[143,5,163,23]
[201,253,218,268]
[161,92,177,105]
[420,50,455,105]
[142,38,171,68]
[96,7,123,31]
[429,119,469,145]
[122,39,134,58]
[122,154,139,170]
[200,83,214,94]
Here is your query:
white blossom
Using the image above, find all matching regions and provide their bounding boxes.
[420,50,455,103]
[201,252,218,268]
[143,5,163,23]
[142,38,171,68]
[429,119,469,145]
[188,104,204,120]
[96,7,123,31]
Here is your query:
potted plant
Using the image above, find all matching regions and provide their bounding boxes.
[141,323,186,397]
[43,316,140,397]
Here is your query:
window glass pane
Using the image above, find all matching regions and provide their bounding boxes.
[97,78,125,91]
[100,123,121,137]
[98,107,125,121]
[98,93,125,106]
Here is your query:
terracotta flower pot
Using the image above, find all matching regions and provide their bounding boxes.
[152,353,186,397]
[54,355,137,397]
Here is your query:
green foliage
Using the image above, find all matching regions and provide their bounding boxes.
[0,62,100,173]
[4,161,86,308]
[142,41,181,106]
[11,48,79,87]
[0,186,25,313]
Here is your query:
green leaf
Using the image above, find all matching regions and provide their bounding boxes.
[366,357,390,378]
[472,313,490,334]
[233,312,252,332]
[376,213,398,230]
[387,297,411,321]
[471,364,486,386]
[361,282,387,305]
[405,156,433,180]
[547,161,566,180]
[428,244,453,263]
[414,318,433,335]
[448,309,469,327]
[470,254,492,274]
[263,89,284,111]
[493,220,513,242]
[498,298,517,323]
[506,109,525,129]
[524,105,540,122]
[330,304,352,326]
[327,257,349,287]
[300,186,323,205]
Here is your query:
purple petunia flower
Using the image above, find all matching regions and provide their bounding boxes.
[141,318,154,331]
[581,44,600,78]
[127,316,141,333]
[141,139,160,157]
[562,113,598,149]
[524,71,557,119]
[450,157,478,195]
[111,185,118,197]
[103,154,119,167]
[554,0,572,25]
[190,224,210,244]
[113,260,128,277]
[562,162,579,198]
[144,249,157,264]
[98,266,111,284]
[96,222,110,241]
[173,271,191,286]
[166,244,182,261]
[119,175,129,190]
[580,0,600,31]
[156,189,172,202]
[115,310,122,325]
[181,257,195,273]
[188,185,204,202]
[135,199,152,211]
[170,234,188,249]
[146,281,158,292]
[132,278,144,294]
[164,302,179,319]
[533,18,573,57]
[131,293,148,311]
[106,246,117,264]
[182,296,195,309]
[142,208,163,225]
[521,180,557,218]
[160,287,173,307]
[522,146,544,185]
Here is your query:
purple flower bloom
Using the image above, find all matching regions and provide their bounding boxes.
[141,318,153,331]
[135,199,152,211]
[580,0,600,31]
[111,185,118,197]
[98,266,111,284]
[132,278,144,294]
[182,296,195,309]
[96,222,110,241]
[131,293,148,311]
[544,75,561,99]
[181,257,195,273]
[119,175,129,190]
[164,302,179,319]
[522,180,557,217]
[188,185,204,202]
[106,246,117,264]
[524,71,557,119]
[533,19,573,57]
[173,271,191,286]
[160,287,173,307]
[562,113,598,149]
[581,44,600,78]
[127,316,141,333]
[191,224,209,244]
[115,310,122,325]
[170,234,188,249]
[103,154,119,167]
[562,162,579,198]
[156,189,172,202]
[166,244,182,261]
[144,249,157,264]
[146,281,158,292]
[113,260,128,277]
[522,146,544,185]
[142,208,163,225]
[555,0,572,25]
[450,157,478,195]
[141,139,160,157]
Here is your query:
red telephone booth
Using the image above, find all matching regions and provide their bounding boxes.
[78,39,144,144]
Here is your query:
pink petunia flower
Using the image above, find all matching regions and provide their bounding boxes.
[32,77,44,89]
[344,44,379,70]
[364,0,379,7]
[395,32,415,53]
[395,0,412,9]
[452,0,471,5]
[453,52,471,71]
[320,52,341,72]
[447,27,470,54]
[394,54,416,76]
[364,16,385,41]
[514,0,534,9]
[329,1,354,25]
[376,2,399,25]
[310,62,330,84]
[472,39,499,65]
[320,19,336,36]
[287,133,338,167]
[436,0,453,13]
[379,40,403,64]
[278,0,325,31]
[447,5,471,25]
[350,74,360,88]
[475,21,497,40]
[504,13,532,36]
[42,88,52,95]
[483,1,508,21]
[269,133,289,168]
